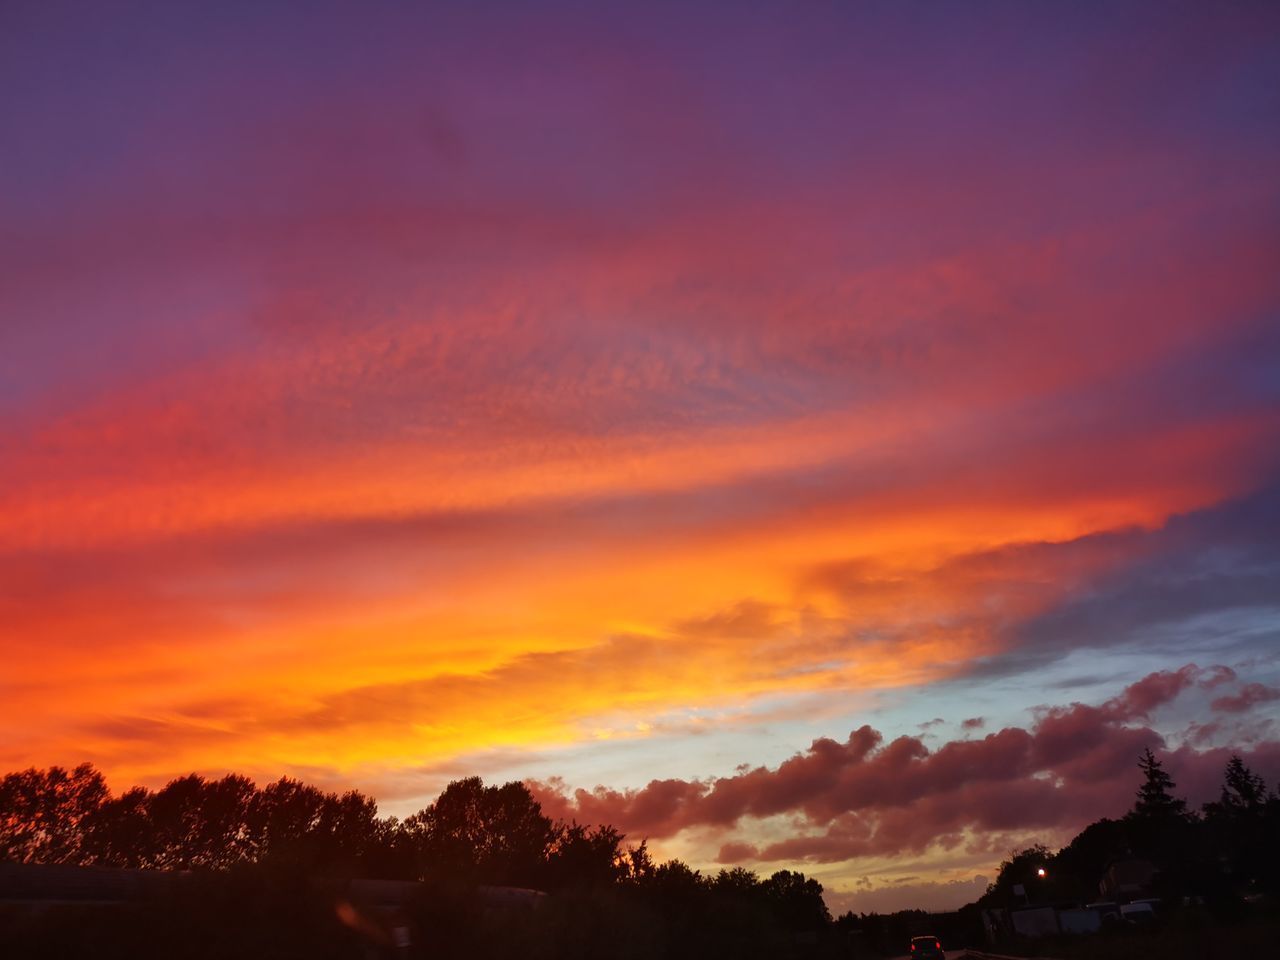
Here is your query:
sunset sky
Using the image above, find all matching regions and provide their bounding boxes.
[3,1,1280,913]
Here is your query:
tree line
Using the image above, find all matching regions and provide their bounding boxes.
[976,749,1280,911]
[0,766,653,886]
[4,751,1278,958]
[1,764,831,958]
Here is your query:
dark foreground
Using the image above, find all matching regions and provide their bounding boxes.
[3,866,834,960]
[3,871,1278,960]
[963,911,1280,960]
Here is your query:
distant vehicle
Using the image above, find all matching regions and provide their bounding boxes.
[1085,900,1122,925]
[909,935,945,958]
[1119,902,1156,925]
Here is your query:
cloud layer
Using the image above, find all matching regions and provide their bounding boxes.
[3,0,1280,912]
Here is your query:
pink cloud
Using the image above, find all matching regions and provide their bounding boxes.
[1212,682,1280,714]
[715,841,759,864]
[1103,664,1204,720]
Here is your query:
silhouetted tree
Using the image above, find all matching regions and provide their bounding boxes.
[250,777,386,875]
[143,774,259,869]
[316,787,385,873]
[1208,755,1270,816]
[545,822,628,889]
[253,777,331,870]
[86,784,154,867]
[200,774,260,867]
[1132,747,1189,821]
[759,869,831,931]
[1203,755,1278,894]
[0,763,108,864]
[1127,747,1199,879]
[1051,817,1132,899]
[712,865,762,898]
[619,838,654,884]
[405,777,555,886]
[642,858,706,897]
[979,844,1053,906]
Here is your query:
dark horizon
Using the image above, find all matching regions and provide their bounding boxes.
[4,746,1279,958]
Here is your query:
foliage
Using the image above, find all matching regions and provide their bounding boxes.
[545,821,629,889]
[0,763,109,865]
[1201,754,1279,894]
[1051,817,1131,899]
[402,776,554,886]
[1131,747,1189,822]
[760,868,832,930]
[0,764,834,958]
[976,750,1280,910]
[980,844,1053,904]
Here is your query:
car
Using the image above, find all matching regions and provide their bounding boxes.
[1085,900,1122,926]
[909,935,945,958]
[1119,901,1156,925]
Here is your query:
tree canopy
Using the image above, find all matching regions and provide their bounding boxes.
[0,763,829,925]
[979,749,1280,907]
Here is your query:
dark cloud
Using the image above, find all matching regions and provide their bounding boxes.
[1046,674,1111,690]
